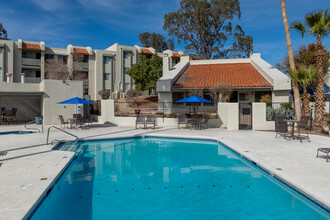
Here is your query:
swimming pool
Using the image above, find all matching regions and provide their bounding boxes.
[30,137,330,219]
[0,131,35,135]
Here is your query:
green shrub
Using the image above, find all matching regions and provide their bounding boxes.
[168,113,177,118]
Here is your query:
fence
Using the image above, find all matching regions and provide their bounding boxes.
[114,101,218,117]
[265,102,296,121]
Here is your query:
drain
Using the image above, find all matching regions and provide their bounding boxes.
[244,151,249,153]
[0,151,8,156]
[40,178,48,181]
[0,163,2,167]
[276,168,283,170]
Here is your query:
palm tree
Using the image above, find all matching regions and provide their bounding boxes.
[280,0,301,120]
[288,65,318,117]
[291,9,330,124]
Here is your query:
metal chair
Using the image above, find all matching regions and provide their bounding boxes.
[59,115,69,129]
[275,114,289,139]
[146,115,156,129]
[178,114,188,129]
[200,115,209,129]
[135,116,146,129]
[296,116,310,142]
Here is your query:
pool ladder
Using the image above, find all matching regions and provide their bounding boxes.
[46,126,79,145]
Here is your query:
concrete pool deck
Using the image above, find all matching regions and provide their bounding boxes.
[0,124,329,219]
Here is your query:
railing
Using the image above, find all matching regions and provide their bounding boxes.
[22,58,41,66]
[24,120,43,133]
[75,62,89,70]
[46,126,79,145]
[114,101,218,117]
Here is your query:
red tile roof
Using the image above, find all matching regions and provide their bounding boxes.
[141,49,153,54]
[173,52,181,57]
[74,48,89,54]
[22,43,41,50]
[173,63,272,88]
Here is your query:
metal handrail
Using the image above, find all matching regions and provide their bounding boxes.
[46,126,79,145]
[24,120,42,133]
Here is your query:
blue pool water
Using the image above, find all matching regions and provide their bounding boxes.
[30,137,330,219]
[0,131,35,135]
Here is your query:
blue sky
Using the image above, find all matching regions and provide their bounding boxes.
[0,0,329,65]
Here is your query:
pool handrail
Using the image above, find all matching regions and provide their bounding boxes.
[46,126,79,145]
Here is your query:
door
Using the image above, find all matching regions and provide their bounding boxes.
[239,103,252,130]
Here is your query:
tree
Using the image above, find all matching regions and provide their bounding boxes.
[126,55,163,91]
[209,83,232,102]
[288,65,318,117]
[138,32,175,52]
[276,44,330,73]
[45,58,69,80]
[291,9,330,124]
[280,0,301,120]
[163,0,253,59]
[0,23,9,40]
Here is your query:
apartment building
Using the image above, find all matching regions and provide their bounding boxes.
[0,39,183,124]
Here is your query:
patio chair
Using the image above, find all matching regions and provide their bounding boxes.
[275,114,289,139]
[136,116,146,129]
[178,114,188,129]
[295,116,310,142]
[189,115,201,130]
[200,115,209,129]
[59,115,69,129]
[85,114,93,128]
[146,115,156,129]
[317,148,330,162]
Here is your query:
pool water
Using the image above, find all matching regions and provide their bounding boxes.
[30,137,330,219]
[0,131,35,135]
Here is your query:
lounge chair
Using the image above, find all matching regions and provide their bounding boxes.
[295,116,310,142]
[59,115,69,129]
[275,114,289,139]
[317,148,330,162]
[178,114,188,129]
[136,116,146,129]
[146,115,156,129]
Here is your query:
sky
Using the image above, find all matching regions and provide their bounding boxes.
[0,0,329,66]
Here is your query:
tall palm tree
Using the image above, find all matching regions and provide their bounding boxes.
[280,0,301,120]
[291,9,330,124]
[288,65,318,117]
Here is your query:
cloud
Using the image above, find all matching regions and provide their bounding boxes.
[30,0,67,11]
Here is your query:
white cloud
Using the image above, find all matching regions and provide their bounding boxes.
[30,0,66,11]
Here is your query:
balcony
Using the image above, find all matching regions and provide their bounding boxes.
[22,58,41,68]
[75,62,89,71]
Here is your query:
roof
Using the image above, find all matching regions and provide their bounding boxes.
[173,63,272,89]
[22,42,41,50]
[173,52,181,57]
[141,49,153,54]
[74,48,89,54]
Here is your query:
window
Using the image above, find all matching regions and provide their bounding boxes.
[123,67,130,74]
[36,71,41,78]
[124,83,131,91]
[82,55,89,63]
[123,51,130,59]
[22,52,27,58]
[36,53,41,59]
[104,57,111,64]
[239,93,249,101]
[45,54,54,60]
[0,48,2,55]
[0,68,2,81]
[57,55,67,64]
[104,73,111,80]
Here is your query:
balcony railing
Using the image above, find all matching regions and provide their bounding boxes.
[75,62,89,71]
[22,58,41,67]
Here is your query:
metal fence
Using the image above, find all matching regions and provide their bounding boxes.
[265,102,296,121]
[114,101,218,117]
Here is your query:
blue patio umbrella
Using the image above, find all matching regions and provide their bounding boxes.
[176,95,212,113]
[57,97,95,116]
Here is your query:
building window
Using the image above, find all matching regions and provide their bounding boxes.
[123,51,130,59]
[123,67,130,74]
[0,48,2,55]
[124,83,131,91]
[239,93,249,101]
[22,52,27,58]
[104,57,111,64]
[104,73,111,80]
[82,55,89,63]
[36,53,41,59]
[0,68,2,80]
[57,55,67,64]
[36,71,41,78]
[45,54,54,60]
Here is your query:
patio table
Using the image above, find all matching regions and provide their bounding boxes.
[68,118,84,129]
